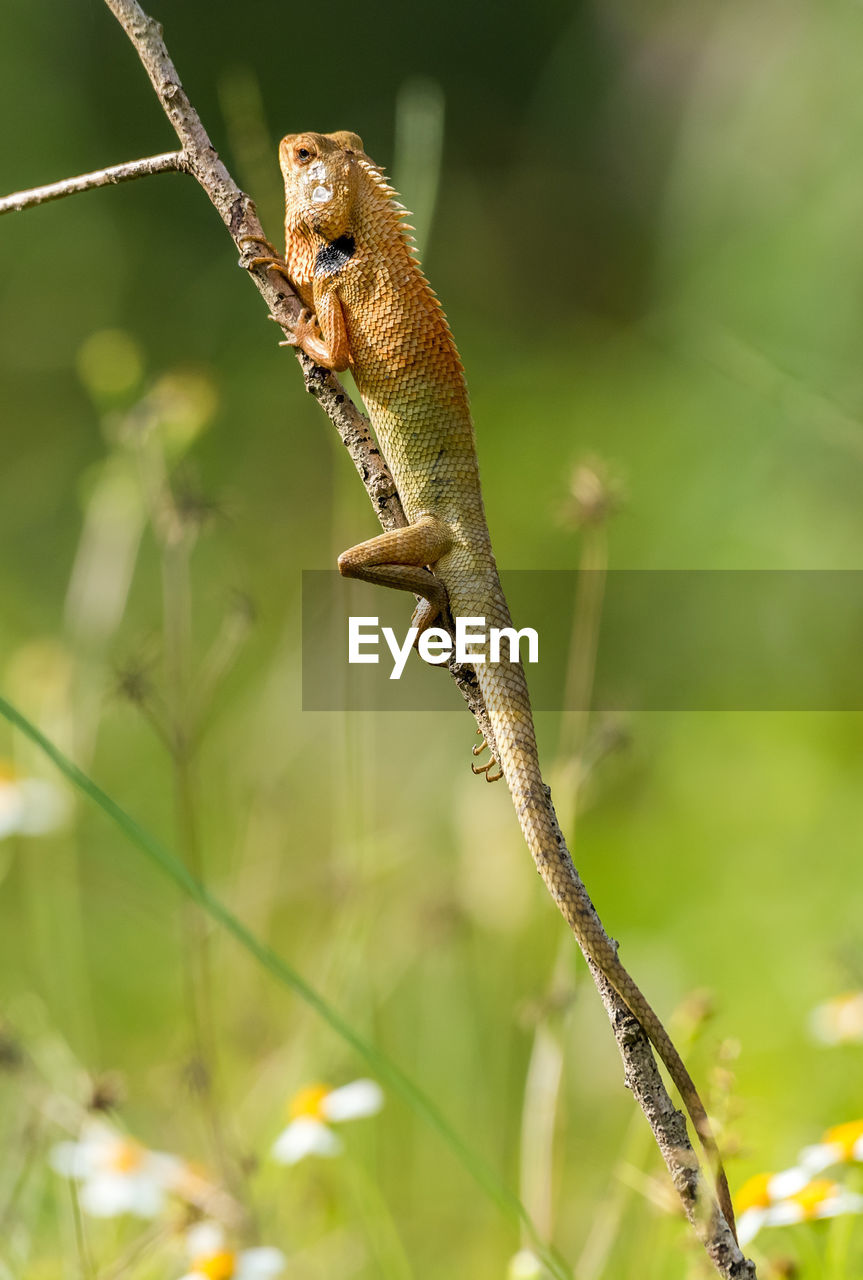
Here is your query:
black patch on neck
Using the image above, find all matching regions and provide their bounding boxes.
[314,234,355,277]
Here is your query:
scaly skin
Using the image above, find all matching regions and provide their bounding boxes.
[276,130,735,1238]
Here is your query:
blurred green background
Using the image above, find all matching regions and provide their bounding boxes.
[2,0,863,1276]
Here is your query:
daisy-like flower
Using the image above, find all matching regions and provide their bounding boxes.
[0,762,67,838]
[798,1119,863,1177]
[809,991,863,1045]
[735,1171,797,1246]
[50,1119,181,1219]
[180,1221,285,1280]
[763,1179,863,1230]
[736,1172,863,1246]
[272,1079,384,1165]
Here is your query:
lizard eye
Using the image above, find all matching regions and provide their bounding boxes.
[295,144,315,164]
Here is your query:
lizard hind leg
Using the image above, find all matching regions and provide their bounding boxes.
[337,515,453,632]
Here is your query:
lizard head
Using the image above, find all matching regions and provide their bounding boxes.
[279,131,365,242]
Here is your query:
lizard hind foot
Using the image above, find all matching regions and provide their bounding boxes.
[471,756,503,783]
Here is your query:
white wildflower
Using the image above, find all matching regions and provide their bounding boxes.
[272,1079,384,1165]
[180,1221,285,1280]
[50,1119,180,1219]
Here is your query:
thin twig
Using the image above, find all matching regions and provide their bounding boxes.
[0,152,186,215]
[5,2,755,1274]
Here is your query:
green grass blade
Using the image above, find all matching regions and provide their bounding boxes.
[0,693,571,1280]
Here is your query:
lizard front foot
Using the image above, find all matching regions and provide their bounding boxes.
[277,307,319,350]
[237,232,281,260]
[277,308,344,369]
[237,236,294,286]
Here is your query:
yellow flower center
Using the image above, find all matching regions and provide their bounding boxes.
[191,1249,236,1279]
[823,1119,863,1161]
[288,1082,331,1121]
[788,1179,838,1218]
[735,1172,774,1211]
[105,1139,144,1174]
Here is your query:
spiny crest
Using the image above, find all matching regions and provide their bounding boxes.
[355,155,422,264]
[354,154,457,347]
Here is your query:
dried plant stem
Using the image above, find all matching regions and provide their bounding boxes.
[559,524,608,767]
[129,417,234,1191]
[161,526,237,1197]
[518,937,571,1244]
[518,516,611,1247]
[575,1113,656,1280]
[69,1179,95,1280]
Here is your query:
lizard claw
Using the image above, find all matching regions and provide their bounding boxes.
[472,737,488,757]
[237,237,294,286]
[472,753,503,782]
[250,258,294,286]
[278,307,318,350]
[237,232,281,258]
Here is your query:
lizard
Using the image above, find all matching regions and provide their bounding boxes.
[255,129,737,1239]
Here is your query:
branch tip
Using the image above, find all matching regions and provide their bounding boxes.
[0,151,187,217]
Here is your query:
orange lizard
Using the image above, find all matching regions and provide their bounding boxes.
[261,129,736,1238]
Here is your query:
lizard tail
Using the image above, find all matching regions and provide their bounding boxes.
[475,658,737,1241]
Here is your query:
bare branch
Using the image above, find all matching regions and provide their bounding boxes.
[10,1,754,1273]
[0,152,186,215]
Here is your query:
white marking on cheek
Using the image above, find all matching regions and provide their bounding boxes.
[311,185,333,204]
[308,161,326,181]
